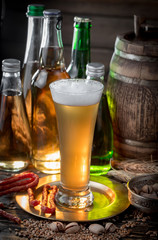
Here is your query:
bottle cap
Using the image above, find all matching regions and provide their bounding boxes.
[86,62,105,77]
[27,4,45,17]
[74,16,92,29]
[2,59,20,72]
[74,16,91,23]
[43,9,61,18]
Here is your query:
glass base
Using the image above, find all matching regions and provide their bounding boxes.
[0,160,29,172]
[31,158,60,174]
[90,152,113,176]
[90,163,111,176]
[55,185,94,209]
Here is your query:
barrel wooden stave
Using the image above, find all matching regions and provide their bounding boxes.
[107,33,158,159]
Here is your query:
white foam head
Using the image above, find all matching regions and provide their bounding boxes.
[49,79,104,106]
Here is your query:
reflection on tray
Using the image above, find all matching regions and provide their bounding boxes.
[16,175,130,222]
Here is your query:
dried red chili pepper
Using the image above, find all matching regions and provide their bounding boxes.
[0,178,33,191]
[0,172,39,196]
[0,172,39,224]
[41,184,50,213]
[41,184,57,215]
[0,209,21,224]
[27,188,40,207]
[49,185,57,210]
[0,171,34,185]
[0,202,4,208]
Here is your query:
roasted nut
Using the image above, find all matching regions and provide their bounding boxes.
[89,223,105,235]
[49,221,65,232]
[65,222,80,233]
[141,185,153,194]
[105,222,117,233]
[139,192,158,199]
[153,183,158,192]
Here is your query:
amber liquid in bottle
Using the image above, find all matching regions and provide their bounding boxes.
[32,47,69,174]
[0,91,31,172]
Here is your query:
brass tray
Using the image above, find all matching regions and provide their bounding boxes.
[16,175,130,222]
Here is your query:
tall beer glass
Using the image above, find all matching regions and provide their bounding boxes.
[49,79,104,208]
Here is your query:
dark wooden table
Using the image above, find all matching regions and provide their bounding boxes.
[0,164,157,240]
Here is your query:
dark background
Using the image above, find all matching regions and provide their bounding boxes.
[1,0,158,78]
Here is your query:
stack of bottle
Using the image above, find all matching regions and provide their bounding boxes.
[0,5,113,175]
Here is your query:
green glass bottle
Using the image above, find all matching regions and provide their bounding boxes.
[86,63,113,175]
[67,16,91,78]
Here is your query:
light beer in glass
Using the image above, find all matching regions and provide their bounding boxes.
[49,79,103,208]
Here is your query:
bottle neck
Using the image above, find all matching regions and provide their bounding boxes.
[23,16,43,65]
[86,74,104,82]
[86,69,105,83]
[71,23,91,59]
[41,17,63,48]
[39,17,65,68]
[67,21,91,78]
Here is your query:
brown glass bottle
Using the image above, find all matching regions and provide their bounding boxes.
[31,10,69,174]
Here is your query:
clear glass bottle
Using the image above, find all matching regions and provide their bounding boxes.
[0,59,31,172]
[67,16,91,78]
[86,62,113,175]
[31,9,70,174]
[21,4,45,126]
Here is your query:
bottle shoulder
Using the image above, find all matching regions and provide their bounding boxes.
[67,58,89,79]
[67,62,78,78]
[32,67,70,89]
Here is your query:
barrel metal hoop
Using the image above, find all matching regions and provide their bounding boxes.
[114,135,158,148]
[115,48,158,62]
[109,70,158,86]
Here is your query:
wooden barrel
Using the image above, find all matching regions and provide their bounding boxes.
[107,31,158,162]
